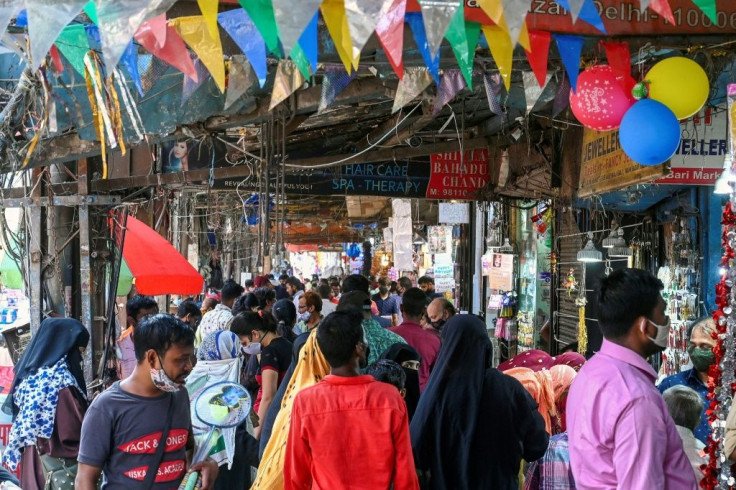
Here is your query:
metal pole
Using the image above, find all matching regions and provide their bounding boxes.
[28,168,42,334]
[77,158,93,385]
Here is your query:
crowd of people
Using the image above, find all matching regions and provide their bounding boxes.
[0,268,731,489]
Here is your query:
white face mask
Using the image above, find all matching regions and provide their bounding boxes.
[243,342,261,355]
[644,317,671,349]
[298,311,311,322]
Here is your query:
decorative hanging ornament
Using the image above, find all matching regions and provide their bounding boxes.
[645,56,709,120]
[619,99,681,166]
[569,65,636,131]
[563,268,577,296]
[631,80,649,100]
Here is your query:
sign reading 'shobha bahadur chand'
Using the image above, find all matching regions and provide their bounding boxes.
[578,128,666,198]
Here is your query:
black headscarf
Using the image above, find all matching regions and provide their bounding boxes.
[3,318,89,418]
[379,343,421,421]
[410,315,493,489]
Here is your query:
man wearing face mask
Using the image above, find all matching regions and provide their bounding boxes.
[294,291,323,335]
[284,310,419,490]
[372,277,400,326]
[76,314,219,489]
[426,298,456,333]
[657,317,716,445]
[566,269,697,490]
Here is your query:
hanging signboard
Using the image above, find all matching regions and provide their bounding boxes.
[439,203,470,224]
[578,127,667,198]
[488,253,514,291]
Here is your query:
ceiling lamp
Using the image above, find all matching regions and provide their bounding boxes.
[601,222,618,248]
[714,153,735,195]
[499,238,514,253]
[577,232,602,263]
[607,228,632,257]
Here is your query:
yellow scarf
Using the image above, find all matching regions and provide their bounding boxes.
[251,330,330,489]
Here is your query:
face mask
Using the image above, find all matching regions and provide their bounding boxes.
[243,342,262,355]
[689,347,715,372]
[644,318,671,349]
[298,311,311,322]
[150,358,183,392]
[430,318,446,331]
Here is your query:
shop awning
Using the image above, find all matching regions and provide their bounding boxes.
[119,216,203,296]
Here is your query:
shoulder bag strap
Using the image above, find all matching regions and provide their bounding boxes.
[143,393,175,489]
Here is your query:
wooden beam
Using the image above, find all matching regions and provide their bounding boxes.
[26,133,101,168]
[91,162,256,192]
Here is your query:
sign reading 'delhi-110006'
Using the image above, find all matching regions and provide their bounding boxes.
[213,149,491,200]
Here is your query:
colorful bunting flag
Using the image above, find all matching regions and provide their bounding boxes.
[55,24,90,76]
[225,55,255,110]
[553,34,583,92]
[271,0,322,57]
[291,43,311,80]
[181,57,209,105]
[322,0,360,73]
[647,0,675,24]
[406,12,439,84]
[478,0,503,24]
[0,1,20,42]
[483,71,504,115]
[524,30,551,88]
[522,70,551,113]
[134,15,198,83]
[375,0,407,79]
[26,0,87,69]
[240,0,281,56]
[601,40,631,86]
[270,59,305,110]
[500,0,531,46]
[297,12,319,77]
[121,41,143,96]
[393,66,433,113]
[96,0,177,74]
[692,0,717,24]
[482,25,513,91]
[197,0,219,40]
[433,69,467,114]
[445,7,470,88]
[463,22,481,89]
[567,0,585,23]
[172,15,225,92]
[556,0,606,33]
[552,72,571,117]
[83,1,97,24]
[418,0,461,57]
[218,8,268,88]
[318,64,357,113]
[1,32,25,58]
[345,0,392,59]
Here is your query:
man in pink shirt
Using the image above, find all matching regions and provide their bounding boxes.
[390,288,440,391]
[567,269,697,489]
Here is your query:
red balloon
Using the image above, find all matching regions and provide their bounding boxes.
[569,65,636,131]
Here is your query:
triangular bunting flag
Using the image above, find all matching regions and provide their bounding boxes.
[601,40,632,90]
[375,0,407,79]
[463,22,481,89]
[433,69,467,115]
[318,64,357,113]
[197,0,219,40]
[524,30,551,88]
[270,59,305,110]
[55,24,89,76]
[26,0,88,69]
[96,0,177,74]
[297,12,319,76]
[692,0,717,24]
[568,0,585,23]
[0,2,19,41]
[172,15,226,92]
[445,7,469,88]
[345,0,392,58]
[406,12,440,83]
[478,0,503,24]
[647,0,675,24]
[271,0,322,57]
[553,34,583,92]
[418,0,461,57]
[483,71,504,115]
[121,41,143,96]
[291,43,312,80]
[552,72,571,117]
[225,55,255,110]
[85,24,101,50]
[500,0,531,46]
[134,15,198,83]
[218,9,268,88]
[240,0,280,56]
[181,57,209,105]
[556,0,606,33]
[393,66,433,113]
[482,25,513,91]
[139,54,169,95]
[517,18,531,51]
[322,0,360,73]
[639,0,651,11]
[522,70,552,113]
[83,1,97,23]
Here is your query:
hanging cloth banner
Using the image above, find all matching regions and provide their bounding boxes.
[554,34,583,92]
[271,0,322,57]
[134,14,198,83]
[290,12,318,80]
[692,0,717,24]
[55,24,90,76]
[524,30,551,88]
[418,0,461,58]
[375,0,407,79]
[318,63,357,113]
[552,72,571,117]
[555,0,606,33]
[406,12,439,83]
[269,59,304,110]
[522,70,551,114]
[345,0,392,60]
[322,0,359,73]
[218,8,268,88]
[181,57,209,105]
[224,55,254,110]
[433,69,467,114]
[499,0,531,46]
[392,66,433,113]
[96,0,177,74]
[482,25,513,91]
[646,0,676,24]
[171,15,225,93]
[483,71,504,116]
[26,0,88,69]
[121,41,144,96]
[241,0,281,56]
[197,0,219,40]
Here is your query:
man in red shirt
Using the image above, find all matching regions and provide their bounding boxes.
[284,310,419,490]
[390,288,441,391]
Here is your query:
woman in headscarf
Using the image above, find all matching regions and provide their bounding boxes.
[504,367,557,435]
[553,352,586,371]
[549,364,577,434]
[498,349,555,372]
[410,315,548,490]
[251,330,330,489]
[2,318,89,488]
[379,343,421,421]
[185,330,259,489]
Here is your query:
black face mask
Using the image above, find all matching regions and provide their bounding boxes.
[430,318,446,332]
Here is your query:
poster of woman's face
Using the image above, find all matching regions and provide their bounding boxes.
[161,138,230,173]
[493,254,502,268]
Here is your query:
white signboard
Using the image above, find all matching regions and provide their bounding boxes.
[435,277,455,293]
[439,202,470,224]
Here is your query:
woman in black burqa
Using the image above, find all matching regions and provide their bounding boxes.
[410,315,549,490]
[379,343,421,421]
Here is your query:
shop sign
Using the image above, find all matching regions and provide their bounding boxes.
[427,149,490,199]
[657,106,728,185]
[435,277,456,293]
[578,127,666,198]
[439,203,470,224]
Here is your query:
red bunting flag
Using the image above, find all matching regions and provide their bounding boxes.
[647,0,675,25]
[601,40,634,93]
[376,0,407,79]
[135,15,198,83]
[524,30,551,88]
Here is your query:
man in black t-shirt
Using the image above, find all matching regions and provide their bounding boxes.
[76,315,219,489]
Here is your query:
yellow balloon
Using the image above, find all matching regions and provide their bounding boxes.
[646,57,709,120]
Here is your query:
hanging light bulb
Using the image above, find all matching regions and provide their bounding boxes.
[577,232,602,262]
[499,237,514,253]
[608,228,632,257]
[602,222,618,248]
[714,153,735,195]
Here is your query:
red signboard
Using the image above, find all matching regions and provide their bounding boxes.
[427,149,490,199]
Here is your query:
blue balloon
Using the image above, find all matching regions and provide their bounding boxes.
[619,99,681,166]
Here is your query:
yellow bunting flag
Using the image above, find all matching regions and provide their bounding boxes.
[197,0,220,40]
[171,15,225,92]
[478,0,503,24]
[270,60,305,111]
[321,0,360,73]
[482,25,513,91]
